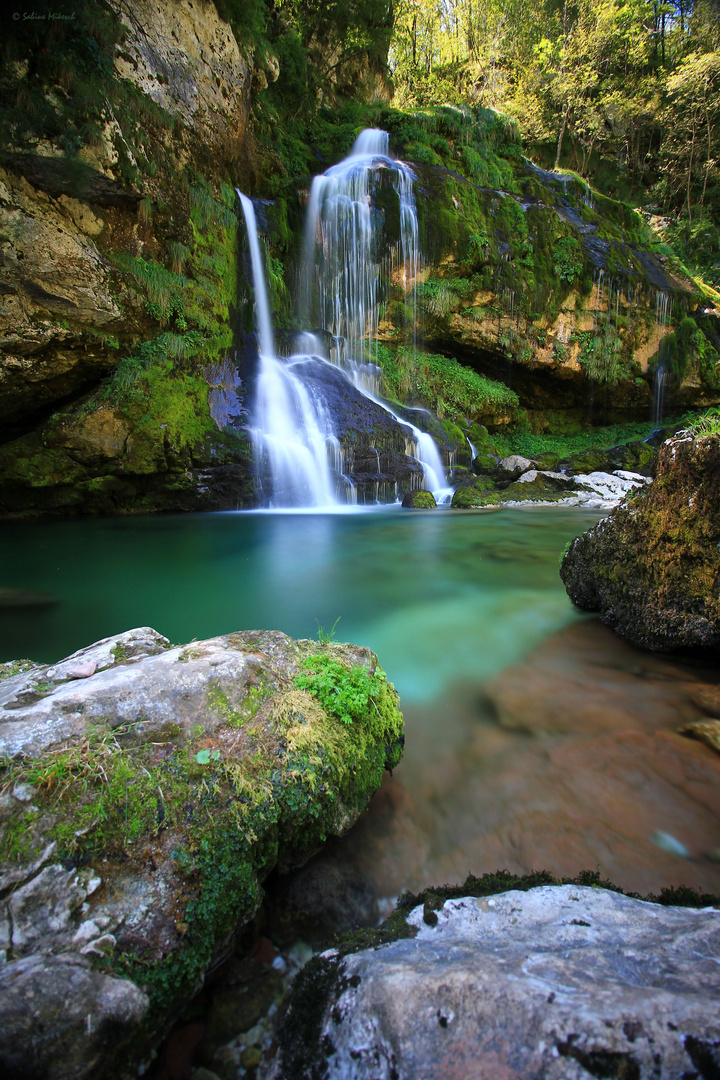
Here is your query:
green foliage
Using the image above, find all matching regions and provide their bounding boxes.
[654,316,720,387]
[195,749,221,765]
[316,617,341,644]
[500,417,683,460]
[684,406,720,438]
[552,236,584,283]
[295,655,389,728]
[373,345,518,419]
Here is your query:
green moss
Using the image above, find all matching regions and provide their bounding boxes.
[651,317,720,388]
[0,659,36,681]
[372,345,518,419]
[403,490,437,509]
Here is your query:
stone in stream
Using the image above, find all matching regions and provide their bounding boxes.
[561,432,720,649]
[401,489,437,509]
[269,885,720,1080]
[0,626,403,1079]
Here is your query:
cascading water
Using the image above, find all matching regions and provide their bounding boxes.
[238,194,338,508]
[301,128,449,501]
[652,290,674,427]
[239,130,449,507]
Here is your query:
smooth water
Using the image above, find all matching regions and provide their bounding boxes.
[4,506,720,900]
[0,507,596,688]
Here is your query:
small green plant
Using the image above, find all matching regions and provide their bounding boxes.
[684,407,720,438]
[552,236,584,283]
[295,655,388,727]
[195,749,221,765]
[316,617,341,644]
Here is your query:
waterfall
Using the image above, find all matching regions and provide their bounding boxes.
[302,129,448,499]
[239,129,448,508]
[238,194,338,508]
[652,290,674,427]
[302,129,419,373]
[237,194,275,358]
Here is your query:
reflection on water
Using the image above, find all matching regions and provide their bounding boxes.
[3,506,719,898]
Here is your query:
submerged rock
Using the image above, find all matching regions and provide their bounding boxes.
[0,627,403,1079]
[561,433,720,649]
[269,884,720,1080]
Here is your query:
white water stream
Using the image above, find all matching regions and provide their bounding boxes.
[239,130,449,508]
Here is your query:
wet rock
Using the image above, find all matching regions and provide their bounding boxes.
[265,857,379,948]
[0,627,403,1079]
[678,719,720,754]
[336,618,720,903]
[690,685,720,717]
[561,434,720,649]
[269,885,720,1080]
[496,454,535,480]
[401,490,437,509]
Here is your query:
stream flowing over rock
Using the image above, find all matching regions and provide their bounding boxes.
[0,627,403,1079]
[561,433,720,649]
[270,885,720,1080]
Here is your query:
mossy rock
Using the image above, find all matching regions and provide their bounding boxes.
[401,490,437,509]
[471,452,500,476]
[451,476,502,508]
[561,434,720,649]
[0,628,403,1078]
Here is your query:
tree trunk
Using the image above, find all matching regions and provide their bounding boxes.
[555,107,569,169]
[687,115,696,226]
[701,87,712,224]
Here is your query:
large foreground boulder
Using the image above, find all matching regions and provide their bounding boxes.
[270,884,720,1080]
[561,433,720,649]
[0,627,403,1079]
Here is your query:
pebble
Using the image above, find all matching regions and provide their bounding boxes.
[650,830,690,858]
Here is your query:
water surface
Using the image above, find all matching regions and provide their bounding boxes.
[0,505,599,694]
[5,505,718,899]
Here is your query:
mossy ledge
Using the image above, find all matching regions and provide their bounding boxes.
[0,627,403,1080]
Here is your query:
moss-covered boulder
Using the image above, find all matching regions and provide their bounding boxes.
[401,489,437,509]
[0,627,403,1079]
[561,433,720,649]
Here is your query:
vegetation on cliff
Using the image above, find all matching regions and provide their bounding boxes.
[390,0,720,285]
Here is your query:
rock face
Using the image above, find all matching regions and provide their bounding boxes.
[270,885,720,1080]
[111,0,254,166]
[0,627,403,1079]
[561,433,720,649]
